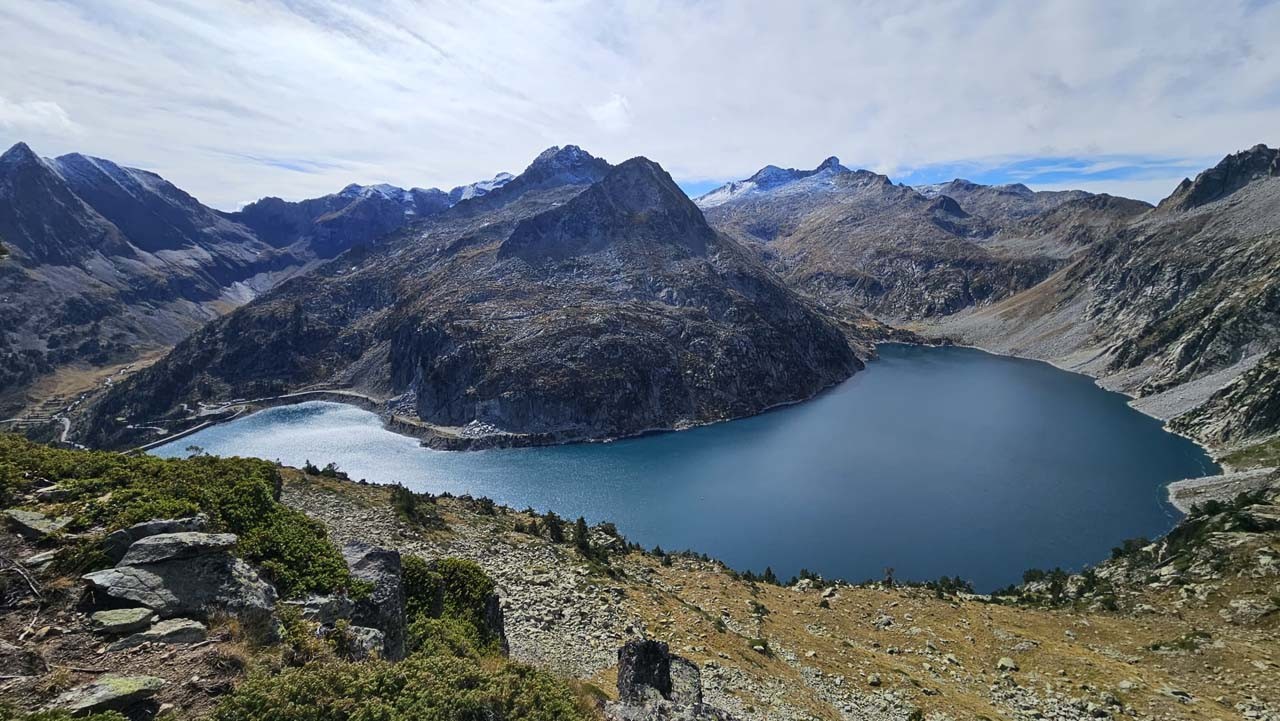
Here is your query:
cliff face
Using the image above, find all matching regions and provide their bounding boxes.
[926,145,1280,448]
[83,149,860,449]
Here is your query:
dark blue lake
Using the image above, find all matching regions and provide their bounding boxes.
[153,344,1217,590]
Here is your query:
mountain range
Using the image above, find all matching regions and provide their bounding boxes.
[1,139,1276,457]
[0,142,513,414]
[80,146,862,449]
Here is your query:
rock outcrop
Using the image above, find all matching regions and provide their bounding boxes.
[4,509,71,540]
[342,541,407,661]
[48,675,166,716]
[82,531,276,626]
[606,640,736,721]
[103,514,208,564]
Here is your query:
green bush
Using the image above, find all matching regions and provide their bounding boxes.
[402,555,503,656]
[0,435,350,598]
[212,655,596,721]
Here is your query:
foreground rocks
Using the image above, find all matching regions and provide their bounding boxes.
[4,508,71,540]
[49,675,167,715]
[342,541,407,661]
[82,531,276,627]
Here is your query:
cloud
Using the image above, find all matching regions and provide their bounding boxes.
[587,93,632,133]
[0,95,78,135]
[0,0,1276,209]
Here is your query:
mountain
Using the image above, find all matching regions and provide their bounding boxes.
[228,182,451,259]
[0,142,308,412]
[695,158,1088,318]
[82,146,862,449]
[448,172,514,204]
[914,179,1092,223]
[929,144,1280,447]
[0,142,527,417]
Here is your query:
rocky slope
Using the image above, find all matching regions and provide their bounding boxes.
[283,466,1280,721]
[81,146,861,449]
[695,159,1090,319]
[927,144,1280,449]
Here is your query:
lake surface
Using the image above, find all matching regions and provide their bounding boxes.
[154,345,1218,590]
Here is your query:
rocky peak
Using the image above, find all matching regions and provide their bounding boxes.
[0,141,41,170]
[520,144,611,186]
[1158,143,1280,212]
[499,156,713,264]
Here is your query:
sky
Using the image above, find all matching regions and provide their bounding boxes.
[1,0,1277,210]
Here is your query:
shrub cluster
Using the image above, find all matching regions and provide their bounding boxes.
[0,435,351,598]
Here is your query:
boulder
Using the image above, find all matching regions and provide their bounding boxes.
[103,514,208,563]
[284,594,355,626]
[82,552,276,624]
[483,591,510,656]
[5,509,71,540]
[49,675,166,715]
[618,639,674,703]
[342,542,406,661]
[0,639,42,677]
[608,640,734,720]
[109,618,207,651]
[119,532,236,565]
[997,656,1020,672]
[91,608,157,635]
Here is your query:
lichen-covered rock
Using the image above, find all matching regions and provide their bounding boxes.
[103,514,208,563]
[119,531,236,565]
[4,508,71,539]
[342,541,405,661]
[82,552,276,624]
[91,607,157,635]
[284,594,355,626]
[108,617,207,651]
[49,674,166,715]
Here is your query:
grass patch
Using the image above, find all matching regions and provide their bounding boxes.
[1221,436,1280,470]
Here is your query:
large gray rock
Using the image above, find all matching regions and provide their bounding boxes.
[109,618,207,651]
[284,594,354,626]
[119,532,236,565]
[342,541,406,661]
[82,552,275,624]
[5,509,71,540]
[49,674,166,715]
[608,640,732,721]
[103,514,208,563]
[618,639,673,703]
[91,608,157,635]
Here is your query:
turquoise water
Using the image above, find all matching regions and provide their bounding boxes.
[154,345,1217,590]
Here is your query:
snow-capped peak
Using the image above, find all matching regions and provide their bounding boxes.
[695,156,852,208]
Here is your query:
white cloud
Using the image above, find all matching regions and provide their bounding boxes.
[0,95,78,135]
[587,93,632,133]
[0,0,1276,209]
